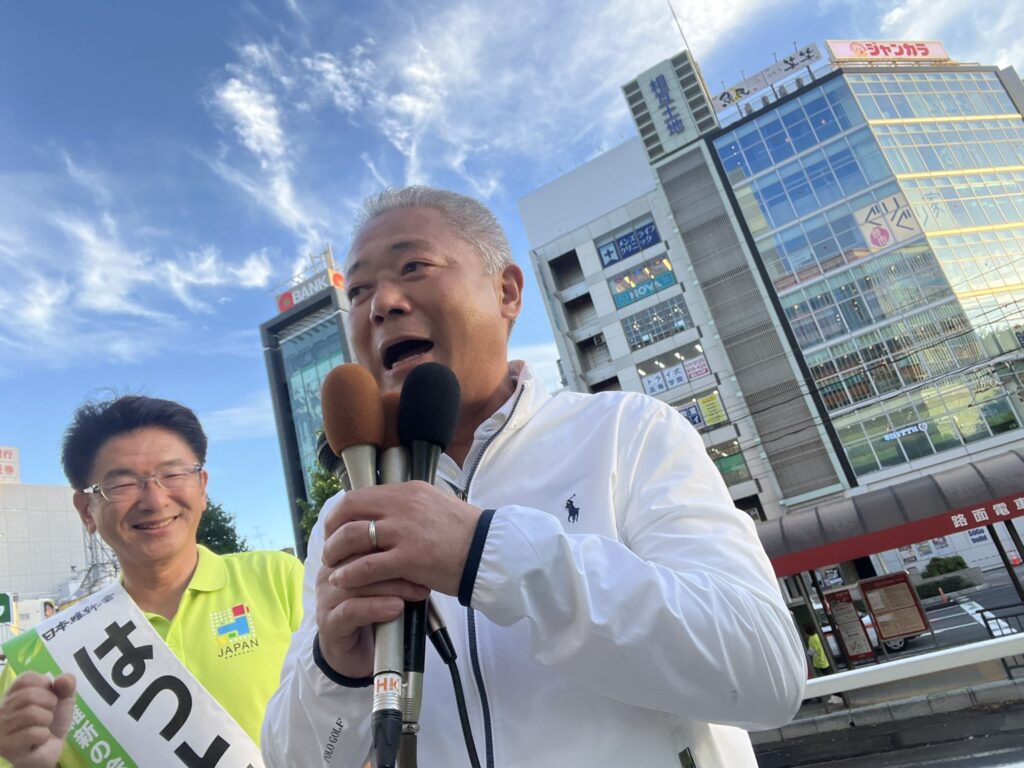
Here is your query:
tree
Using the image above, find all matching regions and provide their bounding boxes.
[197,499,249,554]
[296,460,343,551]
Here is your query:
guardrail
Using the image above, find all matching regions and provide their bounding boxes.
[805,633,1024,698]
[980,603,1024,677]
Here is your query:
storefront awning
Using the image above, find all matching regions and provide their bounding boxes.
[758,449,1024,577]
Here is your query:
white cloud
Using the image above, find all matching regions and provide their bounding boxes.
[204,0,787,210]
[878,0,1024,72]
[214,78,287,162]
[61,151,112,208]
[53,213,167,319]
[162,246,275,312]
[208,44,327,252]
[14,278,72,338]
[0,154,278,368]
[285,0,789,192]
[360,152,392,188]
[301,51,373,112]
[201,391,277,442]
[235,249,274,288]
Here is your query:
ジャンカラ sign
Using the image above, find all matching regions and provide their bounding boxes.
[826,40,952,63]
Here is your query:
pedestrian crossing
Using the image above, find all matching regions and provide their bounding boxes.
[958,600,1019,637]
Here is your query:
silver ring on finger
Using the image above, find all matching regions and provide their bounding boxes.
[368,519,379,551]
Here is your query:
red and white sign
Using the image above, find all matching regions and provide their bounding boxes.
[859,572,929,642]
[772,491,1024,577]
[826,40,951,63]
[824,587,875,661]
[0,446,19,484]
[855,193,923,253]
[276,269,346,314]
[683,355,711,381]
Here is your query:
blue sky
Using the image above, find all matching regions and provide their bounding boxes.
[1,0,1021,551]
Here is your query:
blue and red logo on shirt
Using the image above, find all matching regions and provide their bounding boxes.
[211,603,259,658]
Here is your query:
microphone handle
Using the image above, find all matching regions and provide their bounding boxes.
[410,443,440,491]
[340,444,377,491]
[373,446,408,768]
[402,440,443,733]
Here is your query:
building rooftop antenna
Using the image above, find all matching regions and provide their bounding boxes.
[665,0,695,56]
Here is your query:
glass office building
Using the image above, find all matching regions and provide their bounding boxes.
[713,65,1024,478]
[261,270,351,554]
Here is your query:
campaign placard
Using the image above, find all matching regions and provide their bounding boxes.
[1,583,263,768]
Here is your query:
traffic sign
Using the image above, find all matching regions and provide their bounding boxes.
[0,592,11,625]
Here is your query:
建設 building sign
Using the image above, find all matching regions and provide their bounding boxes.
[277,269,346,314]
[0,446,19,484]
[648,73,685,137]
[826,40,951,63]
[634,60,694,157]
[712,44,822,113]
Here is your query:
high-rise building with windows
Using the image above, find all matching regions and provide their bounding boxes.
[521,41,1024,574]
[710,44,1024,486]
[261,255,352,556]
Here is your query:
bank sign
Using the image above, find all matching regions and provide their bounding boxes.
[613,272,677,309]
[276,269,346,313]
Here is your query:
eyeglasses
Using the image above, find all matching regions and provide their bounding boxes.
[83,464,203,503]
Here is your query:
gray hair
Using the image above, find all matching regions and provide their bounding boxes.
[351,186,514,274]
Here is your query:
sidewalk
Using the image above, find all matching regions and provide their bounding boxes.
[753,678,1024,763]
[756,700,1024,767]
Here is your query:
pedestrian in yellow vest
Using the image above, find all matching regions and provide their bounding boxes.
[803,624,832,676]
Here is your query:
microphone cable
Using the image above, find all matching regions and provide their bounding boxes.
[426,610,481,768]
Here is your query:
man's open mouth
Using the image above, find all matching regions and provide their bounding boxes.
[383,339,434,370]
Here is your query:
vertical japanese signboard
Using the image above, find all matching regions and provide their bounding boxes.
[635,60,693,157]
[824,587,875,662]
[0,446,20,484]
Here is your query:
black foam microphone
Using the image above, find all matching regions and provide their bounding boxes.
[316,430,345,483]
[397,363,461,739]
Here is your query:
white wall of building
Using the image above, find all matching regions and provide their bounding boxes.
[0,483,90,601]
[520,138,787,519]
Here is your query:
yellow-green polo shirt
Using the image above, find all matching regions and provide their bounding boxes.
[0,545,303,768]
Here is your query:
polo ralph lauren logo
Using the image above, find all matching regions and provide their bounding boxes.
[565,494,580,524]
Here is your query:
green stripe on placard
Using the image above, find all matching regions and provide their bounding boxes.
[3,631,138,768]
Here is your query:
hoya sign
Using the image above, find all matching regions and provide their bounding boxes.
[883,422,929,442]
[276,269,345,313]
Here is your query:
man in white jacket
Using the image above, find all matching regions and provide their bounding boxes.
[262,186,806,767]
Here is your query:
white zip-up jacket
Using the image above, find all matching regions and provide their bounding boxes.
[262,362,805,767]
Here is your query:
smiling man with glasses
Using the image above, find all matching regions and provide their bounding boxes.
[0,396,303,768]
